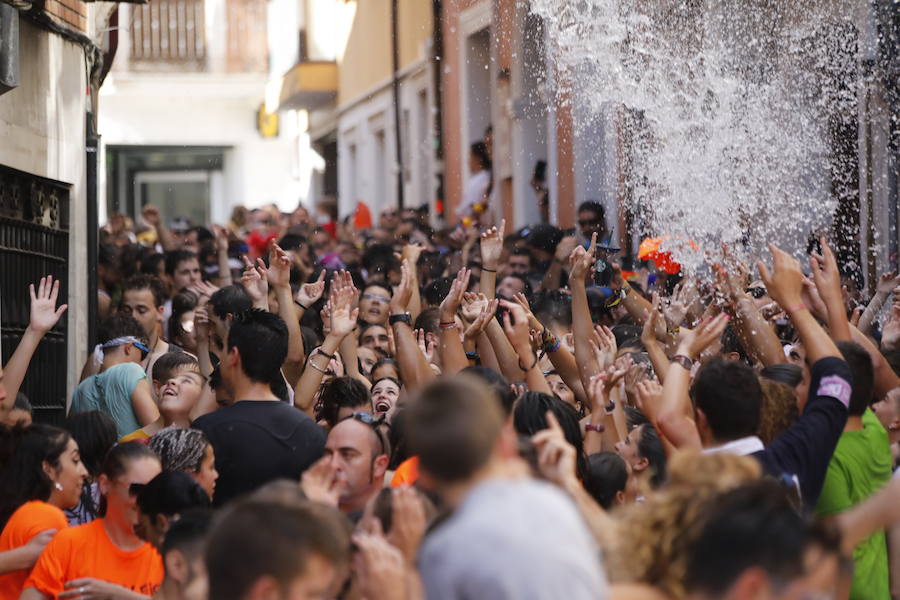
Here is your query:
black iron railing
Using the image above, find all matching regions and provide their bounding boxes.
[0,164,70,425]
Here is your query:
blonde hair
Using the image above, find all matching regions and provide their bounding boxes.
[757,379,799,444]
[607,452,761,598]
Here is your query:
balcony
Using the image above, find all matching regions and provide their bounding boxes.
[277,60,338,111]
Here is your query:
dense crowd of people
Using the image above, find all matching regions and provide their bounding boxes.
[1,198,900,599]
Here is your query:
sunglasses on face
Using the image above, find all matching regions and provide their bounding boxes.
[128,482,146,497]
[746,286,767,299]
[578,219,601,227]
[362,293,390,303]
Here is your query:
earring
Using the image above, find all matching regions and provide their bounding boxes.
[54,482,63,491]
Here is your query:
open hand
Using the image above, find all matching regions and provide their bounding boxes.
[295,270,326,308]
[29,275,67,334]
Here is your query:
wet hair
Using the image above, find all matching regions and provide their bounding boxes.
[161,508,212,562]
[0,425,71,529]
[470,141,492,170]
[836,341,874,416]
[406,377,503,483]
[625,405,650,430]
[136,470,210,521]
[636,424,667,488]
[371,358,400,381]
[514,392,585,477]
[227,309,289,384]
[721,325,750,363]
[66,411,118,478]
[532,290,573,329]
[209,284,252,320]
[460,366,517,416]
[361,245,400,279]
[148,427,210,473]
[611,324,642,349]
[423,277,454,307]
[583,452,629,510]
[498,273,533,300]
[693,358,762,442]
[206,499,351,600]
[758,380,800,445]
[414,307,440,336]
[165,250,199,277]
[525,224,564,255]
[317,377,372,428]
[151,351,200,384]
[577,201,606,220]
[98,314,149,354]
[760,363,803,388]
[139,253,166,278]
[122,274,166,308]
[684,479,841,596]
[359,321,389,341]
[168,290,199,347]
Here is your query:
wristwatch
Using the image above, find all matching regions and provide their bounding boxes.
[671,354,694,371]
[585,422,606,433]
[389,313,412,326]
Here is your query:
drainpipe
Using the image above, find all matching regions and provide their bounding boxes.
[391,0,405,210]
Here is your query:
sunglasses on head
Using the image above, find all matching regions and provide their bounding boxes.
[344,412,389,456]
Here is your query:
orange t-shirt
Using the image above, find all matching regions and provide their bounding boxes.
[390,456,419,488]
[0,501,68,598]
[23,518,163,598]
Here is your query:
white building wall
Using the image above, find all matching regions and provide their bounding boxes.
[99,2,303,220]
[0,18,89,401]
[337,62,435,220]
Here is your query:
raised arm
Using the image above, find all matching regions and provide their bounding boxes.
[500,300,552,395]
[240,256,269,311]
[512,292,588,404]
[570,234,604,391]
[401,244,424,322]
[656,314,729,451]
[808,238,851,343]
[858,271,900,335]
[758,244,842,364]
[3,276,68,414]
[541,235,578,292]
[264,243,305,382]
[479,220,505,299]
[294,287,359,415]
[717,262,785,367]
[640,299,671,384]
[389,260,434,389]
[213,225,234,287]
[438,269,472,377]
[142,205,178,252]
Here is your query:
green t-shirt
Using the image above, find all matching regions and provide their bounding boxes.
[815,409,892,600]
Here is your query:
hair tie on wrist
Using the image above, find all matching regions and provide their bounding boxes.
[481,267,497,273]
[785,304,807,315]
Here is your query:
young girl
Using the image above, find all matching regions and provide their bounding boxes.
[20,442,163,599]
[0,425,88,597]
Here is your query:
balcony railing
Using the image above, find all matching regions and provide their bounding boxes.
[130,0,206,66]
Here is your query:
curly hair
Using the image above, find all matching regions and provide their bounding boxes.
[608,452,761,598]
[148,427,209,473]
[757,379,799,445]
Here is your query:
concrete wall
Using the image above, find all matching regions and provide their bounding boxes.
[338,0,433,107]
[0,18,89,401]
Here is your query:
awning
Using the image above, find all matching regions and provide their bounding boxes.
[278,60,337,111]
